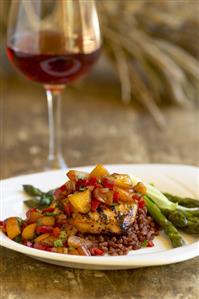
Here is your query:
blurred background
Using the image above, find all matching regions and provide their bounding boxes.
[1,0,199,177]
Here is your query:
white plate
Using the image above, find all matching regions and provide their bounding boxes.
[1,164,199,270]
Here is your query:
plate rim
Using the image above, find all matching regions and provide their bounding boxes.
[1,233,199,266]
[1,163,198,181]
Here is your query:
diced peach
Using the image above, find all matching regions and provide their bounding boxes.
[134,182,147,195]
[68,248,79,255]
[67,170,89,181]
[34,233,50,243]
[51,247,68,254]
[39,235,57,246]
[52,247,65,254]
[112,173,133,188]
[22,223,37,240]
[89,164,109,179]
[37,216,55,226]
[113,187,133,202]
[27,211,42,223]
[68,189,91,213]
[5,217,21,239]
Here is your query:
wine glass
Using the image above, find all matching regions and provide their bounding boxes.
[7,0,101,169]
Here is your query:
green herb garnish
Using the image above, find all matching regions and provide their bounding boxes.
[54,239,63,247]
[59,231,67,240]
[14,235,22,243]
[141,240,148,247]
[43,212,59,216]
[16,217,24,225]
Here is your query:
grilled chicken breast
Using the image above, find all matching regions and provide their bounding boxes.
[72,202,138,234]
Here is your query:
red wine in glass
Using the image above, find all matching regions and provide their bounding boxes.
[7,31,101,85]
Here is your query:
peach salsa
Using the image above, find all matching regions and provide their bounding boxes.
[1,165,199,256]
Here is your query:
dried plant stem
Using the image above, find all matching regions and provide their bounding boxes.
[98,0,199,122]
[111,44,131,104]
[125,31,188,106]
[103,26,166,126]
[128,64,166,128]
[155,40,199,81]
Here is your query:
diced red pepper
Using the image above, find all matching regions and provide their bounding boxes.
[64,203,73,216]
[94,183,102,188]
[84,179,90,186]
[42,207,55,214]
[54,223,62,228]
[36,226,53,234]
[47,247,55,252]
[53,227,60,237]
[46,247,53,252]
[0,220,5,231]
[3,221,7,230]
[90,247,104,256]
[63,240,68,247]
[59,184,67,192]
[113,191,120,202]
[26,208,37,219]
[88,178,102,189]
[147,241,154,247]
[54,184,67,200]
[132,194,141,201]
[0,221,6,232]
[138,198,145,209]
[102,177,115,189]
[34,243,48,251]
[88,177,97,186]
[91,198,100,212]
[76,179,89,190]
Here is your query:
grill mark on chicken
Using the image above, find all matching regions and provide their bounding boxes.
[72,203,138,234]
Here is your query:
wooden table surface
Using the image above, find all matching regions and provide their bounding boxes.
[1,73,199,299]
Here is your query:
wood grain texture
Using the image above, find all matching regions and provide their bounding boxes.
[1,74,199,299]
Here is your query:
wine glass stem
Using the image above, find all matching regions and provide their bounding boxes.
[45,87,67,169]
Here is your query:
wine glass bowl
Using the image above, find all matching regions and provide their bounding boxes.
[7,0,101,169]
[7,29,101,86]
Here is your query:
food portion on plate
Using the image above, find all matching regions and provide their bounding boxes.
[1,165,199,256]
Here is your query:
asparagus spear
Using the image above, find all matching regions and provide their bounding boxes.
[164,193,199,208]
[162,210,188,228]
[23,185,43,197]
[23,185,54,208]
[144,196,185,247]
[182,221,199,234]
[162,209,199,234]
[162,209,188,227]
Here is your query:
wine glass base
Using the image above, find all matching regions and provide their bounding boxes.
[45,155,67,170]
